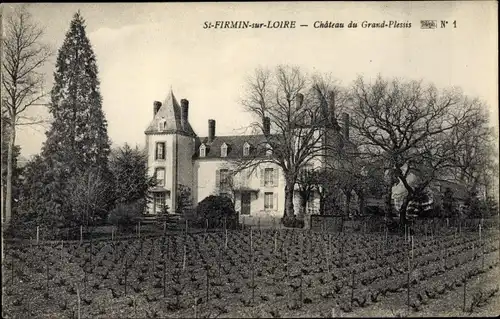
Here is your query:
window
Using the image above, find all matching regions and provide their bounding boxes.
[155,167,166,186]
[307,193,316,215]
[264,168,274,187]
[154,192,166,214]
[243,143,250,156]
[264,192,274,209]
[158,119,167,131]
[155,142,166,160]
[220,169,231,190]
[260,167,278,188]
[221,143,228,157]
[199,144,206,157]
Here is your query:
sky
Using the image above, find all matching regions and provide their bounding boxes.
[2,2,498,159]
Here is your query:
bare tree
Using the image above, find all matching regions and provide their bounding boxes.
[312,168,341,215]
[235,65,344,221]
[349,75,486,227]
[296,166,317,221]
[1,5,51,223]
[70,168,109,227]
[325,146,364,217]
[448,100,497,195]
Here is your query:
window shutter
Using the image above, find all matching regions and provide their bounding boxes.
[163,142,166,159]
[273,168,279,187]
[215,169,221,190]
[274,192,278,211]
[260,168,265,187]
[155,143,158,160]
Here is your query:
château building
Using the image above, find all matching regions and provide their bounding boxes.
[144,89,351,219]
[144,89,470,222]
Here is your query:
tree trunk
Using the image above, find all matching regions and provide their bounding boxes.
[283,180,295,220]
[319,193,325,215]
[299,195,310,229]
[298,195,307,220]
[385,182,393,221]
[1,186,3,221]
[5,123,15,224]
[399,194,411,231]
[1,169,5,220]
[358,191,365,216]
[344,190,351,217]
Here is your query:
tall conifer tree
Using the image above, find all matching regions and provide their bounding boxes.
[41,11,110,227]
[43,11,109,170]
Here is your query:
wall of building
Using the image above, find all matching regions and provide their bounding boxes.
[391,172,417,210]
[193,159,285,217]
[146,133,175,214]
[176,135,196,210]
[145,129,338,218]
[246,162,284,218]
[390,172,466,210]
[192,158,223,204]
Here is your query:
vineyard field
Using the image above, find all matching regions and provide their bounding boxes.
[2,228,500,318]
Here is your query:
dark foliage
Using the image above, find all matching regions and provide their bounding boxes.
[193,195,238,229]
[109,144,155,208]
[441,187,456,218]
[38,11,111,228]
[281,216,305,228]
[108,200,145,231]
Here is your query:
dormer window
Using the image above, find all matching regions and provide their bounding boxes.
[199,144,206,157]
[266,143,273,156]
[158,118,167,131]
[221,143,228,158]
[243,142,250,156]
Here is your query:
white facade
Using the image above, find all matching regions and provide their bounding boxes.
[144,90,324,218]
[193,159,285,217]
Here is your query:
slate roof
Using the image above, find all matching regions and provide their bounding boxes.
[144,90,196,137]
[194,134,270,159]
[193,126,350,160]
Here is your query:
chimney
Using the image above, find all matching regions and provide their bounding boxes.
[328,91,336,126]
[153,101,162,116]
[295,93,304,109]
[180,99,189,125]
[208,119,216,142]
[263,116,271,135]
[342,112,350,140]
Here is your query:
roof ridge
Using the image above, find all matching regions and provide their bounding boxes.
[198,133,267,139]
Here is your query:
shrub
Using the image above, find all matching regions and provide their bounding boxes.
[281,216,304,228]
[108,200,144,231]
[3,211,37,239]
[193,195,238,229]
[386,219,401,233]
